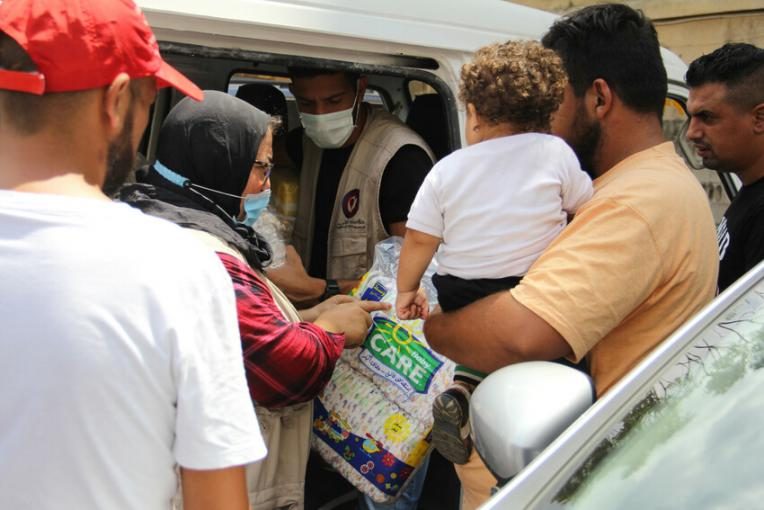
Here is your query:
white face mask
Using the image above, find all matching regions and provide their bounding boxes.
[299,89,359,149]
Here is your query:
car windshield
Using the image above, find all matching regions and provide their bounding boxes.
[548,279,764,509]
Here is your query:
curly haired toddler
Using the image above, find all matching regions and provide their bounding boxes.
[395,40,593,465]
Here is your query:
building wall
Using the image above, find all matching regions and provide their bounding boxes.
[511,0,764,63]
[656,12,764,63]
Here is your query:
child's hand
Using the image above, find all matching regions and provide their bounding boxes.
[396,288,430,320]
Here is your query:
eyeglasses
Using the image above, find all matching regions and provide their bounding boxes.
[253,160,274,181]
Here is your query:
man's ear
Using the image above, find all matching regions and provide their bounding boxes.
[101,73,132,138]
[591,78,613,119]
[357,76,369,97]
[752,102,764,135]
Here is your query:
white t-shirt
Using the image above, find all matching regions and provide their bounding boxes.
[406,133,593,279]
[0,190,266,510]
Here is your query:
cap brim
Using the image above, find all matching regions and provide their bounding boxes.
[155,60,204,101]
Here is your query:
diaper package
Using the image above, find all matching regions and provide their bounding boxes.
[311,238,454,503]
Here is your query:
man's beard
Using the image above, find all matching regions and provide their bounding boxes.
[569,103,601,179]
[102,106,136,196]
[697,149,726,173]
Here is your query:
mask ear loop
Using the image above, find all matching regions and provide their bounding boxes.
[187,182,244,200]
[152,160,244,219]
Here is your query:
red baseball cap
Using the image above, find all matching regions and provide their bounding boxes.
[0,0,203,100]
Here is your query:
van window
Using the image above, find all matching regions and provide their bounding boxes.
[225,71,394,237]
[406,80,451,160]
[663,96,730,224]
[408,80,437,98]
[227,72,453,162]
[228,73,386,132]
[141,43,460,175]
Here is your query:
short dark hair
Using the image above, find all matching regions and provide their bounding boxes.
[1,32,128,135]
[686,43,764,110]
[541,3,667,118]
[287,67,360,90]
[236,83,289,131]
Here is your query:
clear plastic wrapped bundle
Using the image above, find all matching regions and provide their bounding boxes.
[311,237,454,503]
[253,207,288,268]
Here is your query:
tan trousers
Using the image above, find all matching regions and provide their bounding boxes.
[246,403,312,510]
[454,450,497,510]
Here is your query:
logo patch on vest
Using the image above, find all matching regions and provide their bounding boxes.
[342,189,361,218]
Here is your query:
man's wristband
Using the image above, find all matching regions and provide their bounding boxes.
[321,279,341,301]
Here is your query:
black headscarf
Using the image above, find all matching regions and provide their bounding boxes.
[119,91,273,269]
[157,90,270,216]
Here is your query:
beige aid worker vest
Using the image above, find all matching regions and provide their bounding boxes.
[292,106,434,280]
[184,229,311,510]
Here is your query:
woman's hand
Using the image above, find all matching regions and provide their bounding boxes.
[314,300,391,348]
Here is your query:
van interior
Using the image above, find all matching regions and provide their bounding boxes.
[142,42,456,159]
[136,42,463,228]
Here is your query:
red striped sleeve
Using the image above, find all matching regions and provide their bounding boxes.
[217,253,345,408]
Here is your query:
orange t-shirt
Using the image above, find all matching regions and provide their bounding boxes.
[511,142,718,396]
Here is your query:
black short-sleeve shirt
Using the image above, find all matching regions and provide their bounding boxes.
[717,176,764,291]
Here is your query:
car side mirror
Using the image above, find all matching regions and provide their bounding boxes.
[470,361,595,482]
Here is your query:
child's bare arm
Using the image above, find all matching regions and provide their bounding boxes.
[397,228,441,292]
[397,229,441,319]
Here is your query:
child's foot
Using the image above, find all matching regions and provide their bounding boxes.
[431,384,473,464]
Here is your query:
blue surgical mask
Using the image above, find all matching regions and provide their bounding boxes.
[240,189,272,227]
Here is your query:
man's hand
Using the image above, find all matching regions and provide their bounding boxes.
[267,246,362,305]
[314,300,391,347]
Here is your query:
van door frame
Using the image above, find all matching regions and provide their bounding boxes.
[144,41,462,162]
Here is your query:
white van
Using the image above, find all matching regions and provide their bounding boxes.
[136,0,732,221]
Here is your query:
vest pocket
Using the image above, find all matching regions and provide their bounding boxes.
[329,235,369,280]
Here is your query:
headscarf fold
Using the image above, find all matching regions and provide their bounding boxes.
[119,90,273,269]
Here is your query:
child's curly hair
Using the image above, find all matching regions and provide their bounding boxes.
[459,40,567,133]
